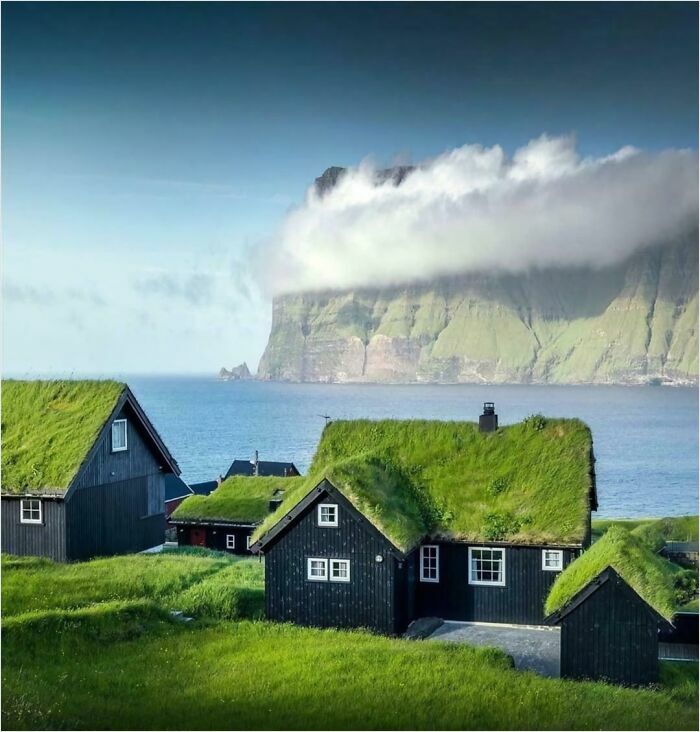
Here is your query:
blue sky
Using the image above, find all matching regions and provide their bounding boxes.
[3,2,698,375]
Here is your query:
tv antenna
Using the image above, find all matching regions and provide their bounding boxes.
[318,414,332,427]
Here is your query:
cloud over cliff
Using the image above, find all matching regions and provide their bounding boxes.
[261,135,698,294]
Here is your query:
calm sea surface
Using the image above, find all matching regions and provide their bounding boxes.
[128,377,698,519]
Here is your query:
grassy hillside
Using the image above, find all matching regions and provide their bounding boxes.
[2,551,697,730]
[1,380,126,492]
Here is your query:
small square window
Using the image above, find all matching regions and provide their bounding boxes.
[20,499,42,524]
[111,419,128,452]
[246,535,253,550]
[542,549,563,571]
[307,557,328,581]
[330,559,351,582]
[226,534,235,550]
[318,504,338,527]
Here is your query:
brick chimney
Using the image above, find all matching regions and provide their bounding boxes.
[479,402,498,433]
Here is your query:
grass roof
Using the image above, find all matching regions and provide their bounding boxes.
[253,416,594,551]
[172,476,306,524]
[545,526,680,621]
[1,380,126,493]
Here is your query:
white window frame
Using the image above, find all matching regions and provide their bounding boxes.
[20,499,42,525]
[307,557,328,581]
[226,534,235,550]
[542,549,564,572]
[468,547,506,587]
[317,503,338,527]
[246,535,253,550]
[329,558,351,583]
[111,419,128,452]
[419,545,440,583]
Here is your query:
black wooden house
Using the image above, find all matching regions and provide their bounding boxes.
[1,380,180,561]
[251,410,598,634]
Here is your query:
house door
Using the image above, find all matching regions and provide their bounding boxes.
[190,528,207,547]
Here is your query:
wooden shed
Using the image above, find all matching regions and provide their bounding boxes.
[547,567,663,684]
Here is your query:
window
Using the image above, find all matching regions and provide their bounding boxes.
[307,557,328,581]
[246,535,253,550]
[317,503,338,527]
[542,549,564,571]
[420,545,440,582]
[226,534,235,550]
[469,547,505,586]
[330,559,351,582]
[111,419,128,452]
[20,499,42,524]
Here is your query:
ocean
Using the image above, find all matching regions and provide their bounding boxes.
[127,377,698,519]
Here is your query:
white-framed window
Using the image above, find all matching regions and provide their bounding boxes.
[246,535,253,550]
[307,557,328,581]
[226,534,235,550]
[420,545,440,582]
[20,499,42,524]
[468,547,505,586]
[330,559,351,582]
[111,419,128,452]
[542,549,564,571]
[317,503,338,527]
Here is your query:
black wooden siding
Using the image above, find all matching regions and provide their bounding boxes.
[264,489,401,635]
[177,524,255,555]
[63,403,165,560]
[1,497,67,561]
[559,574,659,685]
[417,543,579,625]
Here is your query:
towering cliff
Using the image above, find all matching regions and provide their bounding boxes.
[257,237,698,385]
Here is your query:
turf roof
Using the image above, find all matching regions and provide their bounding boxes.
[545,526,680,621]
[172,475,306,524]
[1,380,127,493]
[631,516,699,553]
[253,416,595,551]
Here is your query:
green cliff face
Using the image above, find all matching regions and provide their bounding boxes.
[257,238,698,385]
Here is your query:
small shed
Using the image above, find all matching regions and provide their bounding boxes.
[545,526,679,685]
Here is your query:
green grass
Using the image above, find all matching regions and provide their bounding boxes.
[1,379,126,492]
[591,517,699,549]
[632,516,699,552]
[256,417,594,549]
[2,613,697,730]
[2,552,696,730]
[173,475,305,523]
[0,552,256,617]
[545,526,680,620]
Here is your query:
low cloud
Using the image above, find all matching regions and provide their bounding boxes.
[260,135,698,294]
[5,282,106,307]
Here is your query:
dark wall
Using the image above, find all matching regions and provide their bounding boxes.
[417,542,579,625]
[559,573,659,685]
[264,488,401,634]
[66,474,164,560]
[72,403,163,490]
[1,497,67,561]
[64,402,166,559]
[176,524,255,555]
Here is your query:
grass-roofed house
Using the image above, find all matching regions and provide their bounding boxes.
[1,380,180,561]
[171,474,304,554]
[251,406,598,636]
[545,526,686,685]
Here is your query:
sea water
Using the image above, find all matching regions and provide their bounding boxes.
[128,377,698,519]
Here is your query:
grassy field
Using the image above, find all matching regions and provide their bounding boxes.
[2,551,698,731]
